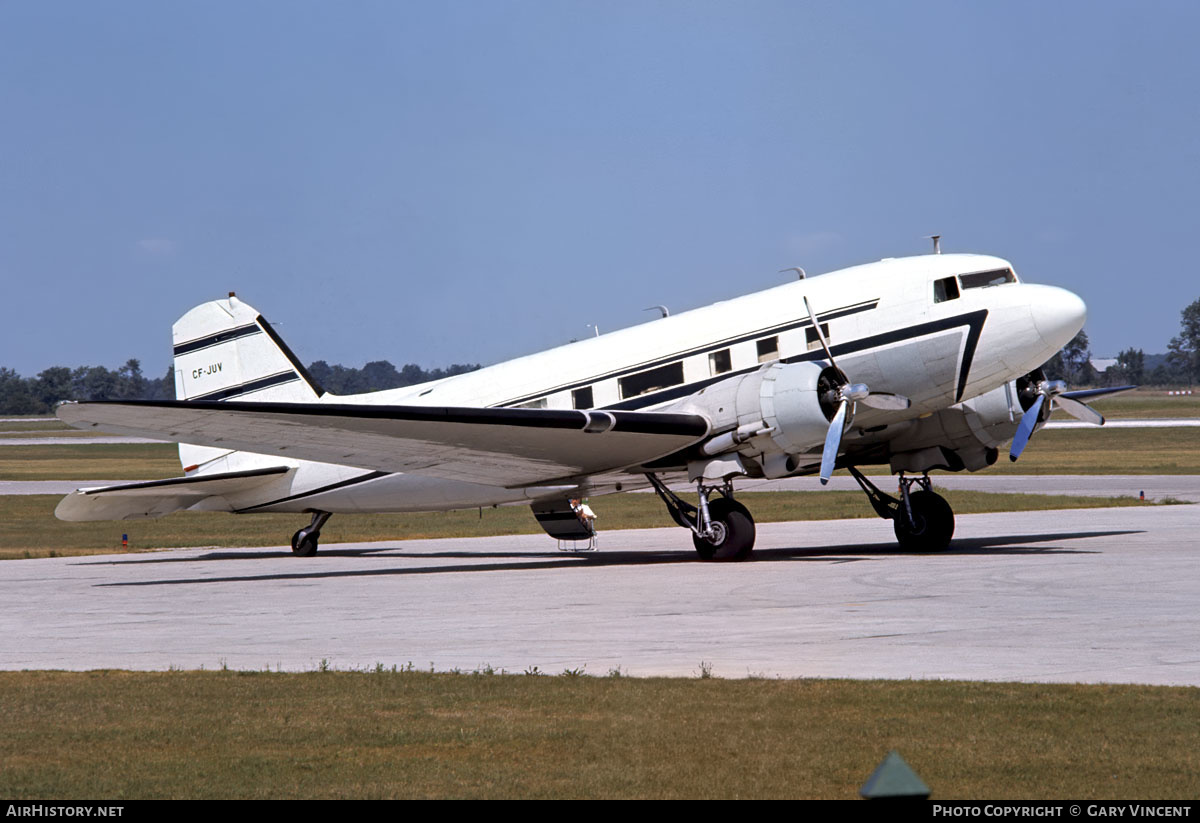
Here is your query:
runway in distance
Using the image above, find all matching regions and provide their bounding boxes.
[56,250,1124,559]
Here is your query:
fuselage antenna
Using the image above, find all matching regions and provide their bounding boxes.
[779,267,806,280]
[926,235,942,254]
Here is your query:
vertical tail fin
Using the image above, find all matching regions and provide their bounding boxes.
[172,294,325,403]
[172,294,325,472]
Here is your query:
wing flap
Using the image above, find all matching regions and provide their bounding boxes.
[55,466,293,522]
[57,400,710,488]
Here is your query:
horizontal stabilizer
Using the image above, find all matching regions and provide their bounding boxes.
[55,466,292,522]
[56,400,711,488]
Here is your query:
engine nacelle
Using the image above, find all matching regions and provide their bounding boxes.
[670,361,845,477]
[887,377,1031,473]
[753,361,845,455]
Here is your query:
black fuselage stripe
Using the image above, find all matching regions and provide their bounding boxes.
[954,312,988,402]
[173,324,262,357]
[604,309,989,410]
[494,300,879,407]
[190,371,301,402]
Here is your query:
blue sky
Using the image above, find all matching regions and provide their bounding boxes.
[2,1,1196,378]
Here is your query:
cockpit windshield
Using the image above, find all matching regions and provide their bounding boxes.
[960,268,1018,289]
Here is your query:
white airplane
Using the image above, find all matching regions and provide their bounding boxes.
[56,251,1116,559]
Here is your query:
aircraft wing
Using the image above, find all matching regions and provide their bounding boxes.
[57,400,711,488]
[55,466,292,521]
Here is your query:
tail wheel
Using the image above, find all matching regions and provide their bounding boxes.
[291,528,320,557]
[893,490,955,552]
[693,497,756,561]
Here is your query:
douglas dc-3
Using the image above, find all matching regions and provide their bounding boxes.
[56,251,1117,560]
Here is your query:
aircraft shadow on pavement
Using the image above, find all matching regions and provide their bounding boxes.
[89,529,1140,587]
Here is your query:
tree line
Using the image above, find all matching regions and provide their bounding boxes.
[1044,297,1200,388]
[0,359,480,415]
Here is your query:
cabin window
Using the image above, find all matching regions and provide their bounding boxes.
[934,276,960,303]
[619,362,684,399]
[572,386,594,409]
[756,336,779,363]
[805,324,830,351]
[709,349,732,376]
[960,268,1017,290]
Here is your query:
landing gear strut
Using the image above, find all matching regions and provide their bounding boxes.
[847,467,955,552]
[646,474,756,561]
[291,511,331,557]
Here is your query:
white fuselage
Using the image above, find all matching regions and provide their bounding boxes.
[201,253,1085,515]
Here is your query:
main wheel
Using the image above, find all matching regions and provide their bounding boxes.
[291,528,320,557]
[692,497,756,561]
[893,490,954,552]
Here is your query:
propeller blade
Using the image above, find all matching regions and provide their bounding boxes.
[820,399,848,485]
[1009,394,1045,462]
[1061,385,1136,401]
[1054,395,1105,426]
[859,392,912,411]
[803,296,838,372]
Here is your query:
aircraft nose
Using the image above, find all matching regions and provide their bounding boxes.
[1029,286,1087,349]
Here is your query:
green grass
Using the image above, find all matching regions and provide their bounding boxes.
[985,427,1200,475]
[0,418,70,432]
[0,443,180,480]
[0,490,1170,559]
[0,670,1196,799]
[1090,390,1200,419]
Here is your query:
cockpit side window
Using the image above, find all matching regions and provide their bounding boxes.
[934,276,960,303]
[960,268,1018,290]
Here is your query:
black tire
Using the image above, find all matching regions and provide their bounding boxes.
[291,528,320,557]
[692,497,756,561]
[893,490,954,552]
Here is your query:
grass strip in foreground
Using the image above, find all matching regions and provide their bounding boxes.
[0,670,1196,799]
[0,490,1174,559]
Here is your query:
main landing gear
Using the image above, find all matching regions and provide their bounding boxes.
[847,467,955,552]
[647,467,955,559]
[647,474,757,561]
[291,511,331,557]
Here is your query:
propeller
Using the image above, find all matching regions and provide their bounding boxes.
[803,297,911,484]
[1008,374,1108,462]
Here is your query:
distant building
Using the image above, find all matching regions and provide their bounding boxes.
[1090,358,1117,374]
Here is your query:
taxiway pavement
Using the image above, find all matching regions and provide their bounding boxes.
[2,504,1197,685]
